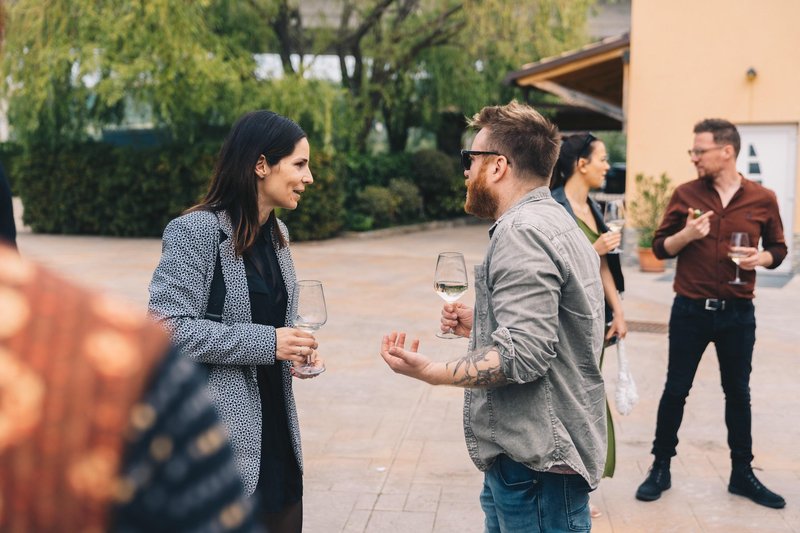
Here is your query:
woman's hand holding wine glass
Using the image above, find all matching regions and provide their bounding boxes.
[292,280,327,376]
[603,199,626,254]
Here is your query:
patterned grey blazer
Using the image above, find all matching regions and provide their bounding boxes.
[148,209,301,496]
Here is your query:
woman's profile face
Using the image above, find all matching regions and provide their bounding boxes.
[580,140,610,189]
[257,137,313,212]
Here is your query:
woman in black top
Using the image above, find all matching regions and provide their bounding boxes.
[551,133,627,519]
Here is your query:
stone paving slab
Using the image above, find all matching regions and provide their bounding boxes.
[15,222,800,533]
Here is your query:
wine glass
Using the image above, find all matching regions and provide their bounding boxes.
[603,199,626,254]
[434,252,468,339]
[292,280,327,376]
[728,232,750,285]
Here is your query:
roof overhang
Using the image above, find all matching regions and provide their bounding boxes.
[506,33,629,129]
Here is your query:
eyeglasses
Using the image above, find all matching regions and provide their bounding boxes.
[687,146,724,158]
[460,150,508,171]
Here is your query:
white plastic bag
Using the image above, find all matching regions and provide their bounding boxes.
[614,338,639,415]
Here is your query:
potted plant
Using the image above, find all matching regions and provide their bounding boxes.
[629,173,673,272]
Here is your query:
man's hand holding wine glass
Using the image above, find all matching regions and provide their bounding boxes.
[736,247,772,270]
[440,303,474,338]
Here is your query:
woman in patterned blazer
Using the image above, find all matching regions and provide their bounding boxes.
[149,110,323,532]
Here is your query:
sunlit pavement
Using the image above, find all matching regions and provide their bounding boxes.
[16,219,800,532]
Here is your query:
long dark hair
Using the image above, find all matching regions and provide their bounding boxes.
[549,133,598,190]
[188,110,306,255]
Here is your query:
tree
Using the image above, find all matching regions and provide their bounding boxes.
[248,0,595,152]
[1,0,256,146]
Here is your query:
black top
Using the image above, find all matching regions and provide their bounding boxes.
[244,223,302,512]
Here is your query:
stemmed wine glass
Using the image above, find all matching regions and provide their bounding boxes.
[292,280,327,376]
[434,252,468,339]
[603,199,626,254]
[728,232,750,285]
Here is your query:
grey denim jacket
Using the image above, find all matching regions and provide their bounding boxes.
[463,187,607,488]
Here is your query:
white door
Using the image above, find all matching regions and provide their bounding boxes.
[736,124,796,275]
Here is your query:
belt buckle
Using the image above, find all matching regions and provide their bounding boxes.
[704,298,725,311]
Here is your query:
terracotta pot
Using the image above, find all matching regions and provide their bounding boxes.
[638,247,665,272]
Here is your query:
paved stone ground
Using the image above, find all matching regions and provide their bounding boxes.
[15,219,800,533]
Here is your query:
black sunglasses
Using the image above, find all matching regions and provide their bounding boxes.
[460,149,509,171]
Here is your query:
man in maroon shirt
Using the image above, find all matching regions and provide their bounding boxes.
[635,119,787,509]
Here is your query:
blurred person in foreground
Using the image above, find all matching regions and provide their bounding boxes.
[550,132,627,518]
[149,110,323,532]
[635,119,787,509]
[0,243,256,532]
[379,101,606,533]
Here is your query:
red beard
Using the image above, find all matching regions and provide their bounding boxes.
[464,163,499,220]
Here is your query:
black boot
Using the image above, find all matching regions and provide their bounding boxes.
[728,466,786,509]
[635,458,671,501]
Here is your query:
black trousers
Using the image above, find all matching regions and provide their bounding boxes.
[652,295,756,467]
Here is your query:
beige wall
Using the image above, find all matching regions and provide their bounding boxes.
[627,0,800,234]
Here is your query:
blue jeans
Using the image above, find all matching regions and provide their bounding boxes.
[652,295,756,466]
[480,454,591,533]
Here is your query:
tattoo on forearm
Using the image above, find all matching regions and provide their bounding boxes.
[446,347,506,387]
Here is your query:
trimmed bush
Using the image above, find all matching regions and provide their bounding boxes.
[340,151,414,231]
[409,149,464,219]
[355,185,396,229]
[388,178,423,224]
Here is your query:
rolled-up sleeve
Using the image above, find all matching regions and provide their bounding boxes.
[652,189,686,259]
[488,224,563,384]
[762,190,788,269]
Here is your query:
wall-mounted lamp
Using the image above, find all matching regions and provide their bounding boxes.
[746,67,757,81]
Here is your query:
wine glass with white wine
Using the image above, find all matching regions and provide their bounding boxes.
[434,252,468,339]
[603,199,626,254]
[293,280,327,376]
[728,232,750,285]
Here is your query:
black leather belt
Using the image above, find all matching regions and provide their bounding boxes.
[677,295,731,311]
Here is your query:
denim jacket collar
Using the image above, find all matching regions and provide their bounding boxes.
[488,186,552,237]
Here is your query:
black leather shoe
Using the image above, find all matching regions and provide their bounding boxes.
[635,460,671,501]
[728,467,786,509]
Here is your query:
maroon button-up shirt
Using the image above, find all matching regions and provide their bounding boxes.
[653,175,787,300]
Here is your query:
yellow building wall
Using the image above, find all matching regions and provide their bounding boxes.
[627,0,800,233]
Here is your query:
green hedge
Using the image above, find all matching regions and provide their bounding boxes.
[15,141,215,236]
[14,140,344,240]
[11,141,464,239]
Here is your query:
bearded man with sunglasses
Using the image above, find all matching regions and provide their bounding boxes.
[380,101,606,532]
[635,118,787,509]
